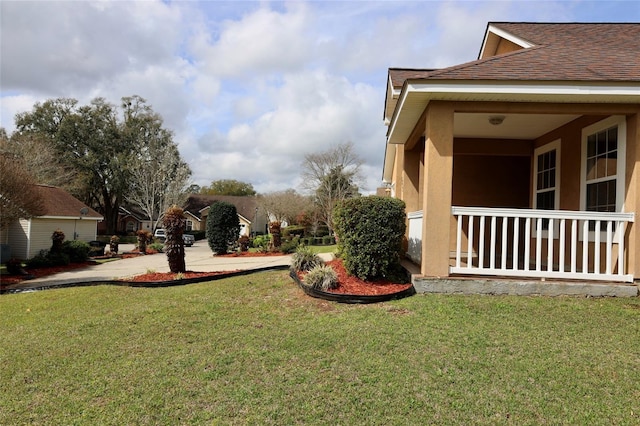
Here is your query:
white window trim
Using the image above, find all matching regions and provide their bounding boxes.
[532,139,561,239]
[579,115,627,242]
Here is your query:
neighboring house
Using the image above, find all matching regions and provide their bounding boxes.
[5,185,103,260]
[96,206,155,235]
[383,22,640,283]
[183,195,269,237]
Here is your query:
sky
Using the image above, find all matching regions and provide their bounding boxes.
[2,0,639,195]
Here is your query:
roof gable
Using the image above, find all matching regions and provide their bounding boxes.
[35,185,102,219]
[184,195,259,222]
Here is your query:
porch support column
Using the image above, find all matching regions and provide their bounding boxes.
[421,102,454,277]
[626,113,640,278]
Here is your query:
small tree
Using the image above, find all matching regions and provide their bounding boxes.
[206,201,240,254]
[162,205,186,273]
[334,196,406,281]
[51,229,65,254]
[136,230,152,254]
[269,221,282,249]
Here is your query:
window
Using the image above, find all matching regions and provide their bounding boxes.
[533,140,560,231]
[126,221,136,232]
[585,126,618,213]
[581,116,626,236]
[186,219,193,231]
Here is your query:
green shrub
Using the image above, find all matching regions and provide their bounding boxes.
[334,196,406,281]
[149,242,165,253]
[26,250,70,268]
[304,265,338,291]
[283,225,305,238]
[252,234,271,251]
[280,236,301,254]
[290,245,324,273]
[62,240,91,262]
[26,251,52,268]
[207,201,240,255]
[322,236,334,245]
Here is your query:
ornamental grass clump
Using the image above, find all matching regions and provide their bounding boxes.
[304,265,338,291]
[290,245,324,273]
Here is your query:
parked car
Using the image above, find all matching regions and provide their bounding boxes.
[183,234,195,247]
[154,228,166,242]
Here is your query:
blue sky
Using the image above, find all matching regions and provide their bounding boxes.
[2,0,639,194]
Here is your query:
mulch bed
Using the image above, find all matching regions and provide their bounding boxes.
[216,251,287,257]
[300,259,412,296]
[0,262,94,287]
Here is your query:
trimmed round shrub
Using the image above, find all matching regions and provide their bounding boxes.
[62,240,91,262]
[304,265,338,291]
[290,245,324,273]
[207,201,240,255]
[333,196,406,281]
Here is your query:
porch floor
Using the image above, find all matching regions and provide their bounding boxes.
[400,259,639,297]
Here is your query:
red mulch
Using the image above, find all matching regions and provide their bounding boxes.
[0,262,94,287]
[301,259,412,296]
[216,251,286,257]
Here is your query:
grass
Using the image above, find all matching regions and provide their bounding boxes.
[1,271,639,424]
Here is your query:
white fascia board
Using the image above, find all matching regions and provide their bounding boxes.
[479,24,535,58]
[39,215,104,221]
[387,81,640,145]
[408,81,640,97]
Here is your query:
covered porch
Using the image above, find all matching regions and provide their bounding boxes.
[391,101,640,284]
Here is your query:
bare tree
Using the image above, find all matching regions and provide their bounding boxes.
[2,132,81,193]
[301,142,362,234]
[259,189,312,225]
[127,149,191,231]
[0,153,45,230]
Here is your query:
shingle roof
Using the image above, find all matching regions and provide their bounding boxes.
[184,195,259,222]
[396,23,640,84]
[35,185,102,219]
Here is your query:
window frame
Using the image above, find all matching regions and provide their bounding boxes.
[579,115,627,242]
[532,139,561,238]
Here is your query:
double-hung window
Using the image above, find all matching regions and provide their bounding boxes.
[533,139,560,231]
[581,116,626,237]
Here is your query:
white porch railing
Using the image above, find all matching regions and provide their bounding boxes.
[451,206,635,283]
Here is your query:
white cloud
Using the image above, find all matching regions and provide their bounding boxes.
[2,0,637,197]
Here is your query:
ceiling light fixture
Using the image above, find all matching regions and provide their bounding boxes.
[489,115,505,126]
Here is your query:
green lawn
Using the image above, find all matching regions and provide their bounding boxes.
[1,271,639,424]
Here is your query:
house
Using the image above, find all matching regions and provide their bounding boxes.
[97,206,154,235]
[4,185,103,259]
[383,22,640,283]
[183,195,269,237]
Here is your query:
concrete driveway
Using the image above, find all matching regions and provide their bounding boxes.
[11,240,305,288]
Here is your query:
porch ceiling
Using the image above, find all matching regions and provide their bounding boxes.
[454,113,580,139]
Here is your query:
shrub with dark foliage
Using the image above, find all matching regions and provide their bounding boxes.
[334,196,406,281]
[206,201,240,254]
[162,206,186,273]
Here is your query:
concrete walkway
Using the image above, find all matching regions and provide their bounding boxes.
[5,241,322,291]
